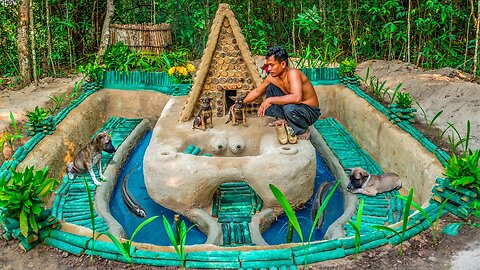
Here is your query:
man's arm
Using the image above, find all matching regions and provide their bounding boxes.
[243,78,271,103]
[257,70,304,116]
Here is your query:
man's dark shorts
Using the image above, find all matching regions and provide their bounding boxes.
[264,83,321,135]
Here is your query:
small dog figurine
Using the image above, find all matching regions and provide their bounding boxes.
[192,97,213,131]
[225,93,247,127]
[347,167,402,196]
[66,131,116,186]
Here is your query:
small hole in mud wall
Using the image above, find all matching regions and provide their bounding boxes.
[225,89,237,112]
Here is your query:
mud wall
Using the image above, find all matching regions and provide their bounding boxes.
[20,90,171,182]
[316,85,444,204]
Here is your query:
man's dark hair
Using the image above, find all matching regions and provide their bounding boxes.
[265,46,289,66]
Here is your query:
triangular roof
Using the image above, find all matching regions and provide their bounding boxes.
[179,3,262,121]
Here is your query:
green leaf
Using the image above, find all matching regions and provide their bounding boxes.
[308,180,342,243]
[397,194,432,224]
[29,212,39,233]
[269,184,303,243]
[442,223,462,236]
[130,216,158,244]
[20,208,28,237]
[371,225,401,239]
[162,215,180,255]
[103,233,132,263]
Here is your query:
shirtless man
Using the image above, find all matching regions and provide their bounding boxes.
[243,46,321,140]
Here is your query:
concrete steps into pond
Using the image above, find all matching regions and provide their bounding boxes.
[313,118,406,236]
[212,181,262,246]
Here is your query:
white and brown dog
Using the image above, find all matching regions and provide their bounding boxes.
[347,167,402,196]
[66,131,116,185]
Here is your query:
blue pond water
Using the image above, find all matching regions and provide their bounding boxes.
[110,131,343,246]
[262,151,344,244]
[109,131,207,245]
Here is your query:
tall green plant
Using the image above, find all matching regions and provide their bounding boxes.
[347,199,364,258]
[415,101,443,127]
[102,216,159,264]
[162,215,195,268]
[83,177,96,249]
[269,181,341,265]
[0,166,59,237]
[372,187,415,256]
[2,112,23,153]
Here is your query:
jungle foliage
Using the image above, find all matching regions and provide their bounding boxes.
[1,0,480,82]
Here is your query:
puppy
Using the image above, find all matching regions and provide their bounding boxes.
[225,93,247,127]
[66,131,116,186]
[192,97,213,131]
[347,167,402,196]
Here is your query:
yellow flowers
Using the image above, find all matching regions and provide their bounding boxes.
[186,63,195,73]
[167,63,196,84]
[176,66,188,76]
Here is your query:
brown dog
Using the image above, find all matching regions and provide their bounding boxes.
[193,97,213,131]
[66,131,116,186]
[225,93,247,127]
[347,167,402,196]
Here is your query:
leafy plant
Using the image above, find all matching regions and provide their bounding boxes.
[395,92,413,109]
[27,106,49,127]
[78,60,105,83]
[70,80,83,99]
[431,195,453,244]
[269,180,341,265]
[347,199,364,259]
[370,77,389,99]
[0,166,59,237]
[269,181,341,244]
[47,94,65,115]
[415,101,443,128]
[103,216,159,263]
[162,215,195,268]
[372,187,415,256]
[269,184,304,243]
[387,83,403,103]
[338,58,357,77]
[0,112,24,157]
[397,190,449,245]
[83,177,97,249]
[293,45,326,68]
[358,67,370,86]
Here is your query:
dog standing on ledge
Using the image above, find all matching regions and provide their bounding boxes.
[193,97,213,131]
[66,131,116,185]
[225,93,247,127]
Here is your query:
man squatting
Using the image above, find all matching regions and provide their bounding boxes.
[243,46,321,140]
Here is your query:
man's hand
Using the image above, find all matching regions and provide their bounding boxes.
[257,98,271,116]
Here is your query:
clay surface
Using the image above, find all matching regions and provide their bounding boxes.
[144,97,317,219]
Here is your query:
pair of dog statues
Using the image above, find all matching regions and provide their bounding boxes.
[192,93,247,131]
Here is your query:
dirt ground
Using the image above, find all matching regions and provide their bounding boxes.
[1,61,480,269]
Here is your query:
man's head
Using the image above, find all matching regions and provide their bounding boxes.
[265,46,289,77]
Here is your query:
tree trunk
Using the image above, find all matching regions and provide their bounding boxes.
[29,0,37,85]
[45,0,55,75]
[18,0,31,85]
[348,0,356,58]
[98,0,115,58]
[407,0,411,63]
[474,0,480,78]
